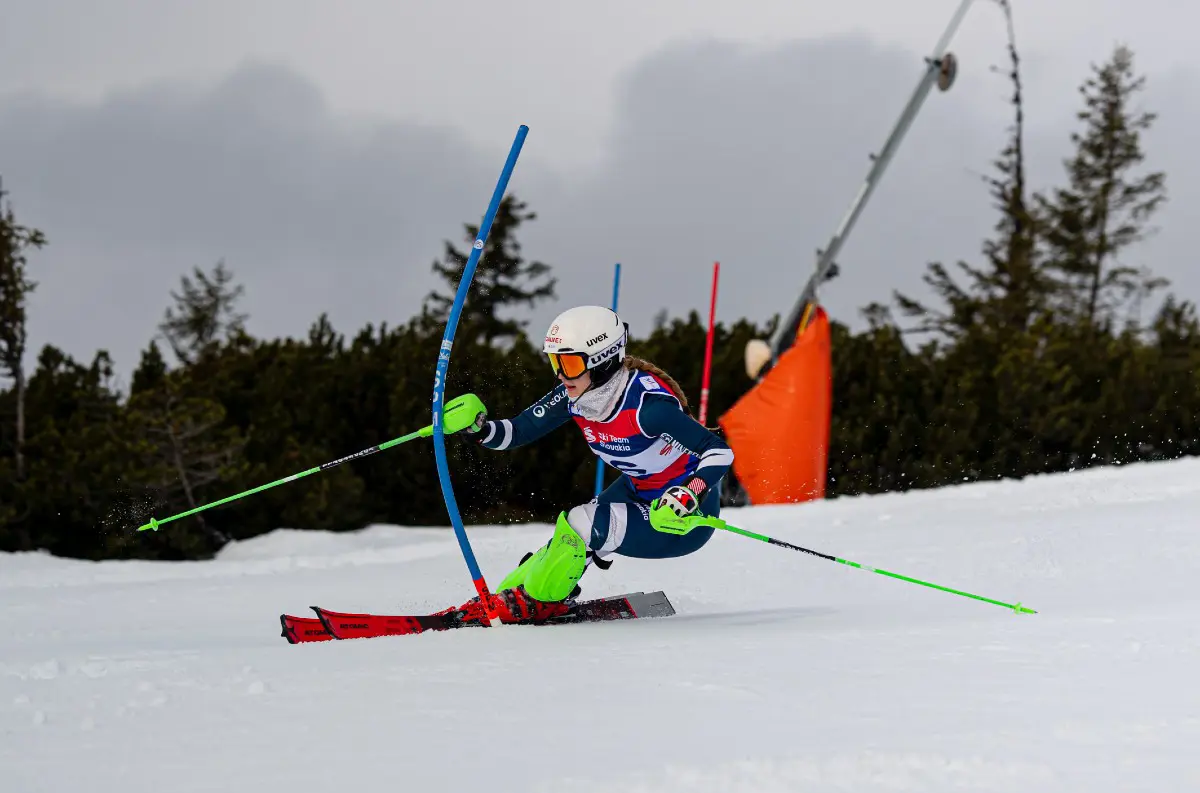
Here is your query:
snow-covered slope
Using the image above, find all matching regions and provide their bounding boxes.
[3,458,1199,792]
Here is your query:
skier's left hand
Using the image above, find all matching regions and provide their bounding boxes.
[442,393,488,434]
[650,485,701,534]
[659,485,700,517]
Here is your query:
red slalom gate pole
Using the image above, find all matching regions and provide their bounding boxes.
[699,261,720,425]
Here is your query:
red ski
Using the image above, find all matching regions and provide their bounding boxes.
[280,615,334,643]
[280,591,674,644]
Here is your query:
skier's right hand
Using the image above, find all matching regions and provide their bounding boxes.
[442,393,488,434]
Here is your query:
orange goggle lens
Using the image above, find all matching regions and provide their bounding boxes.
[548,352,588,379]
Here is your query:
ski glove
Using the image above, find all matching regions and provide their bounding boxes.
[442,393,488,434]
[650,485,702,535]
[660,485,700,516]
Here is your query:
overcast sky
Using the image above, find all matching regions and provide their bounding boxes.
[2,0,1197,384]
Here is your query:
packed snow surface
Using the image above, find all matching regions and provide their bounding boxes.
[4,459,1200,792]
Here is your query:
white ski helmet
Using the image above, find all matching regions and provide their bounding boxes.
[543,305,628,382]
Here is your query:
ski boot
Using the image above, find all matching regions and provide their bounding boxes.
[442,585,574,625]
[464,511,588,623]
[447,512,612,625]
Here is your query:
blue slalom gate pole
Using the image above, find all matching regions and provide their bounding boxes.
[594,262,621,497]
[432,125,529,615]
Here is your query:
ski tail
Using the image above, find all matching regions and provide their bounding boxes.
[548,590,675,623]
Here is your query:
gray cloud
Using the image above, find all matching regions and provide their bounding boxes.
[531,35,1200,346]
[523,35,1006,339]
[2,35,1198,386]
[2,63,504,381]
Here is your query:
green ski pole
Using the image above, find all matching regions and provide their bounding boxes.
[137,394,486,533]
[654,510,1037,614]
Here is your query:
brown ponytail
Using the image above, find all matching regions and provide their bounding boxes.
[624,355,691,414]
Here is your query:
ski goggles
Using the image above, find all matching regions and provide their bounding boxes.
[547,351,589,379]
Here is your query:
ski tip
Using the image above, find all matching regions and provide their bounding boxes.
[280,614,309,644]
[310,606,342,639]
[280,613,336,644]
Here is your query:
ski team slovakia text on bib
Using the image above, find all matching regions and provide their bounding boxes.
[569,373,697,495]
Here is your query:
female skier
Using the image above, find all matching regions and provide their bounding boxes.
[448,305,734,623]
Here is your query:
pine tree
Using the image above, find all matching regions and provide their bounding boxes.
[1036,44,1167,332]
[125,373,247,551]
[0,179,47,495]
[131,340,169,396]
[159,259,249,365]
[423,195,556,345]
[893,0,1049,341]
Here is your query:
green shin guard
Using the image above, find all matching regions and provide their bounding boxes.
[495,512,588,602]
